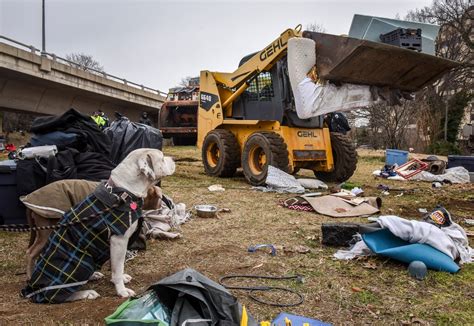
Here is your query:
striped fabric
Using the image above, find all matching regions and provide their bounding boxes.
[21,190,142,303]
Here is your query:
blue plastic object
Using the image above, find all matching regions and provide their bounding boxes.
[408,261,428,280]
[248,244,276,256]
[362,228,460,273]
[272,313,332,326]
[385,149,409,166]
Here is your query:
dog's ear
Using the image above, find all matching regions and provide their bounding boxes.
[138,154,157,180]
[162,156,176,177]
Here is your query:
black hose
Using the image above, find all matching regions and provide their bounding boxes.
[219,274,304,307]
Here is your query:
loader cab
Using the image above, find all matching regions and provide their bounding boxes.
[231,55,323,129]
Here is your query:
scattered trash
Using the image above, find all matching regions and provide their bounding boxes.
[377,184,390,191]
[351,286,363,292]
[253,166,305,193]
[271,312,331,326]
[374,166,471,184]
[408,261,428,280]
[341,182,362,190]
[350,187,364,196]
[432,182,443,188]
[208,184,225,192]
[143,197,190,240]
[296,178,328,190]
[194,205,218,218]
[421,156,446,175]
[321,223,360,247]
[465,219,474,226]
[423,205,453,227]
[105,289,171,324]
[376,165,398,178]
[382,191,390,196]
[395,159,429,179]
[279,197,315,212]
[304,192,323,197]
[418,208,428,214]
[395,193,404,197]
[304,195,381,218]
[248,244,277,256]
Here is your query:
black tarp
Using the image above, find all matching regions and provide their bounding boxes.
[105,117,163,165]
[31,108,111,154]
[148,269,257,326]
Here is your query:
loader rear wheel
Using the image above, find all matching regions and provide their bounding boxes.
[202,129,240,177]
[242,132,290,186]
[314,132,357,182]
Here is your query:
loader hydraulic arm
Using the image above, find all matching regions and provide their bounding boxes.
[213,25,302,101]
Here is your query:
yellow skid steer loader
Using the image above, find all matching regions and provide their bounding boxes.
[197,25,457,186]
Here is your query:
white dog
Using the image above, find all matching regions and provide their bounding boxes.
[21,149,175,303]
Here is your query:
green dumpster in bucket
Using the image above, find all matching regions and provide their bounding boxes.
[386,149,408,166]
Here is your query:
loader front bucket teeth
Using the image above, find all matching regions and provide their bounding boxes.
[303,31,459,92]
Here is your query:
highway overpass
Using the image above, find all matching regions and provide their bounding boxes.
[0,36,166,123]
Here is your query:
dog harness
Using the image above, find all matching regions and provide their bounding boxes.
[21,182,142,303]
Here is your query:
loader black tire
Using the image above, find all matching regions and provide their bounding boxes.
[242,132,290,186]
[202,129,240,177]
[314,132,357,183]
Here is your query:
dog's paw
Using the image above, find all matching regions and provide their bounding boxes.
[89,271,105,281]
[117,288,136,298]
[66,290,100,302]
[84,290,101,300]
[123,273,132,284]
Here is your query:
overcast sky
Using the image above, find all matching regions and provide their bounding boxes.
[1,0,433,92]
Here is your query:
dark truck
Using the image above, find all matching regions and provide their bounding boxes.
[158,77,199,145]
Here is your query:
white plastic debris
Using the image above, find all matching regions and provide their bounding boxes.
[208,184,225,192]
[296,178,328,190]
[253,166,305,194]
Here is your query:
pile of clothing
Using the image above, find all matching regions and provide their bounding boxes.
[16,109,164,196]
[17,109,115,196]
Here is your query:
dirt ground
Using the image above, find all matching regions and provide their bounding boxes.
[0,146,473,325]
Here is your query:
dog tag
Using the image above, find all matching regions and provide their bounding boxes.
[130,201,138,211]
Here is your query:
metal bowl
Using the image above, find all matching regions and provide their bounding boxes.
[195,205,218,218]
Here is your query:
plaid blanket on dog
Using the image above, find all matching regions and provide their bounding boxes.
[21,184,142,303]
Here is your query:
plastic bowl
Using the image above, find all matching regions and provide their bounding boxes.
[195,205,218,218]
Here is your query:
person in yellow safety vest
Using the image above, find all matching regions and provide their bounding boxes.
[91,111,107,130]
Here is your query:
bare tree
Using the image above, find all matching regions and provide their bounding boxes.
[65,53,104,72]
[178,76,193,87]
[352,100,419,149]
[305,23,326,33]
[406,0,473,147]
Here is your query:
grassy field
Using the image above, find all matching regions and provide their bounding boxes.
[0,146,473,325]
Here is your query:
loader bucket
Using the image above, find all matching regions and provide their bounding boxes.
[303,31,459,92]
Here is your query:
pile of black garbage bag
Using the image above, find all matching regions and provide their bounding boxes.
[17,108,162,196]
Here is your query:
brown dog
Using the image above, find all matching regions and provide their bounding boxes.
[22,180,162,280]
